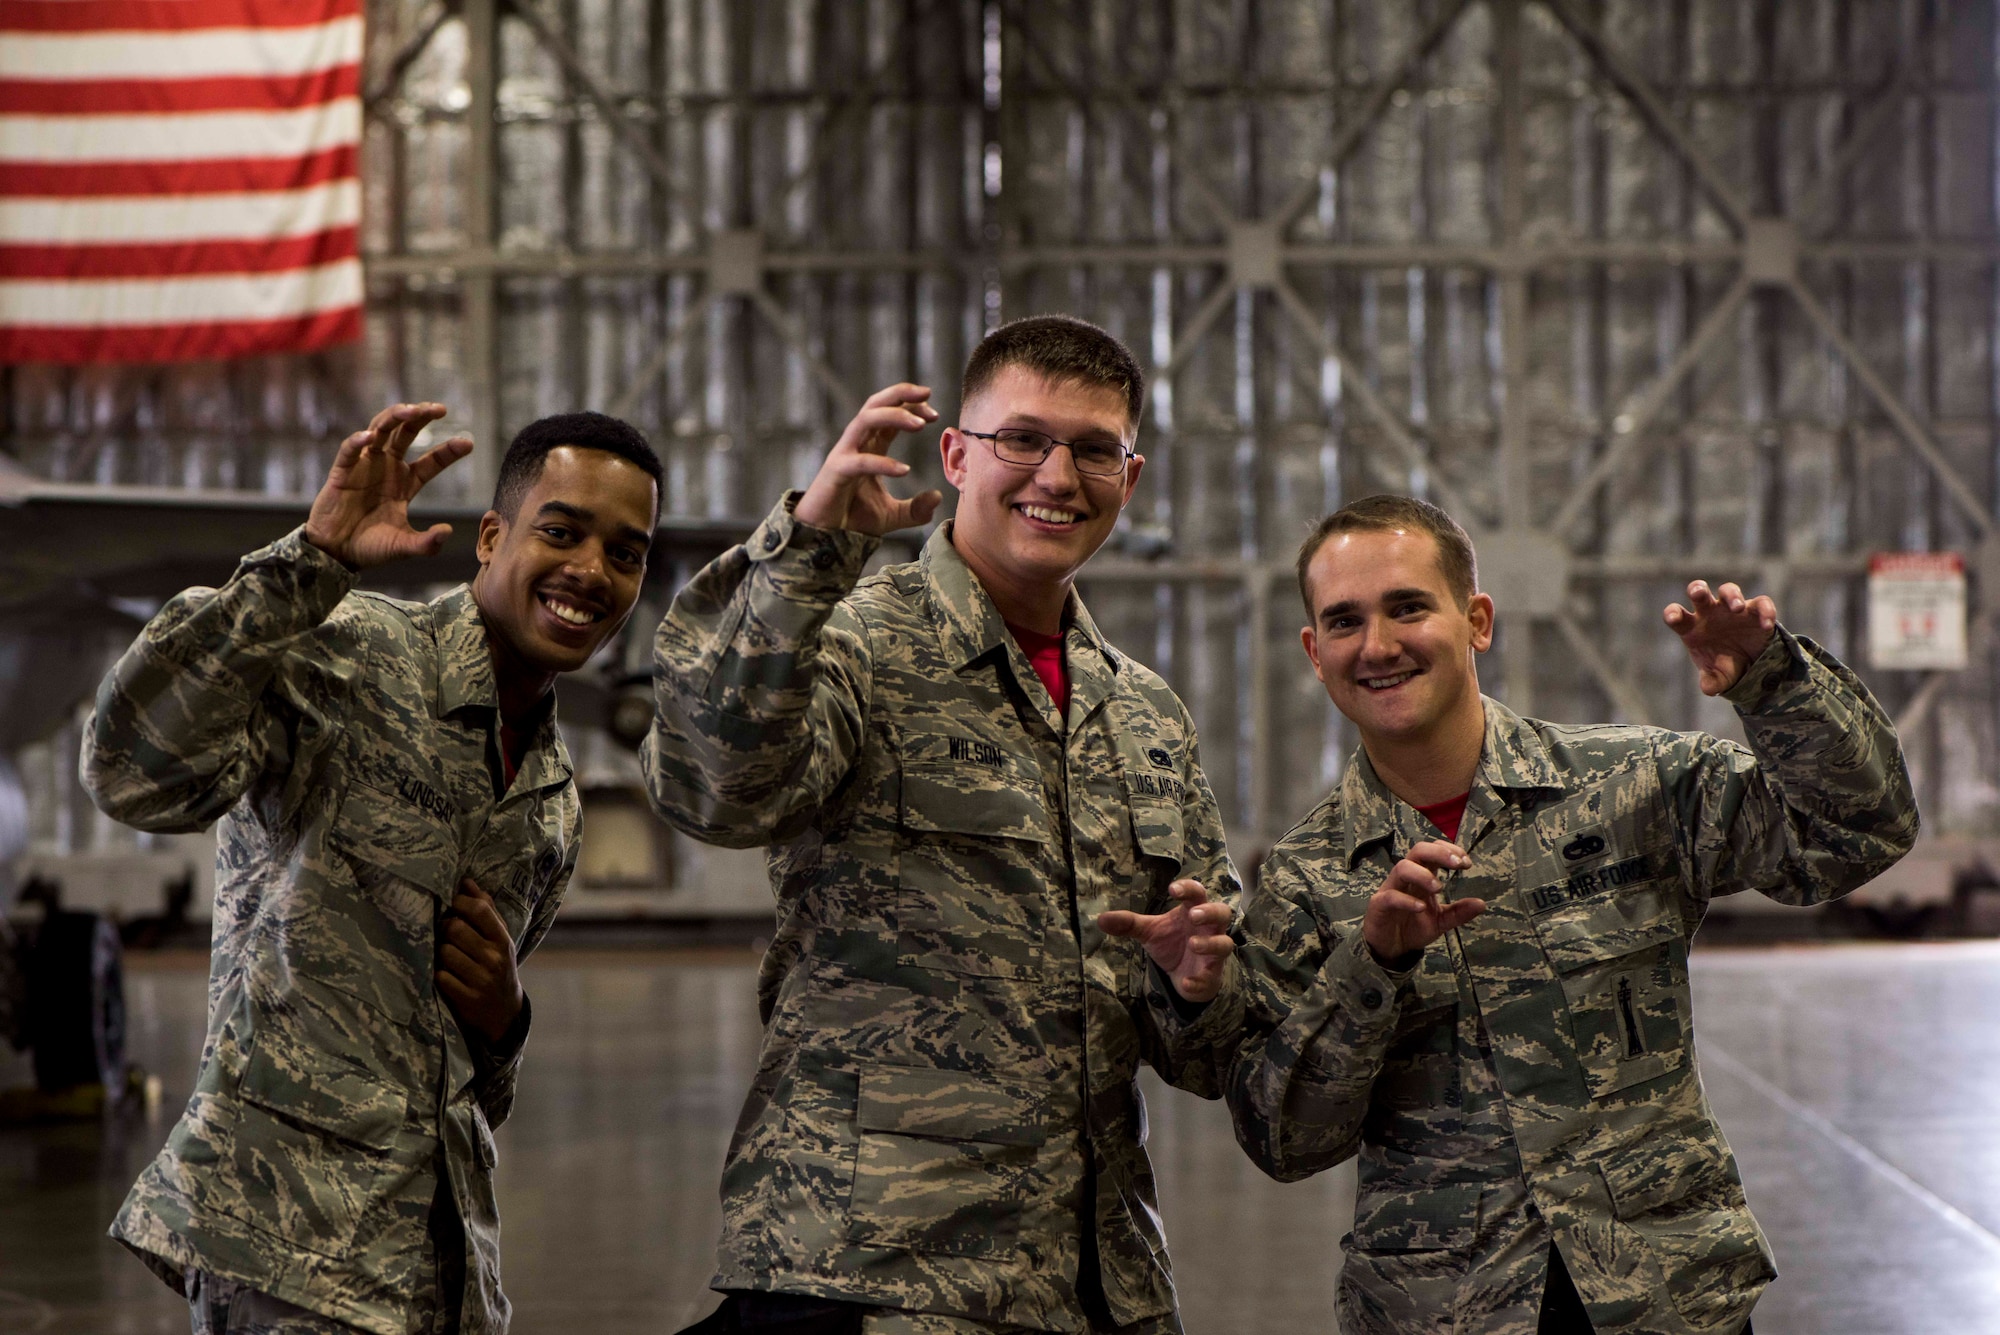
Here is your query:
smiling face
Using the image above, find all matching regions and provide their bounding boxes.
[1300,527,1494,750]
[472,444,659,682]
[940,365,1143,616]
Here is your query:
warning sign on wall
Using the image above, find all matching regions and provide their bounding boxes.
[1868,553,1968,671]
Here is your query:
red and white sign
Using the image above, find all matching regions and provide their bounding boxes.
[0,0,363,363]
[1868,552,1968,671]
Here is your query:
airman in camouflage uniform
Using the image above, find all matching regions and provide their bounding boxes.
[86,403,663,1333]
[1120,495,1918,1335]
[643,318,1239,1335]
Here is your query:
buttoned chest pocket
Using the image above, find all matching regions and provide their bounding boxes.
[1534,882,1689,1099]
[896,733,1050,979]
[324,781,460,1020]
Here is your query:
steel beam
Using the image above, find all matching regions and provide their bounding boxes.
[1789,12,1934,233]
[1554,611,1654,725]
[748,288,858,407]
[1548,272,1752,537]
[605,291,718,421]
[1271,276,1486,529]
[359,237,2000,284]
[1270,0,1476,234]
[504,0,683,197]
[363,0,456,112]
[1538,0,1753,234]
[1785,278,1995,538]
[462,0,501,502]
[1000,0,1240,236]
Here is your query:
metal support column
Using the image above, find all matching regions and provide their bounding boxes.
[464,0,502,503]
[1494,0,1533,713]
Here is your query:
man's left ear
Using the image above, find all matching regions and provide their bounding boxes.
[474,509,505,566]
[1120,452,1146,505]
[1468,592,1496,652]
[939,428,969,490]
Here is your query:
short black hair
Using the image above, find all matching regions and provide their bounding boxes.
[492,412,663,518]
[961,314,1146,432]
[1296,494,1478,615]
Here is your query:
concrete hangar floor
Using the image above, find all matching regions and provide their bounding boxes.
[5,942,1998,1335]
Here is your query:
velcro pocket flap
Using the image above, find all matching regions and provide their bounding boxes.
[1534,882,1682,974]
[855,1065,1048,1146]
[329,780,458,898]
[239,1037,408,1154]
[898,735,1048,842]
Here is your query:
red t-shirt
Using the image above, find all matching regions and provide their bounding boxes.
[1006,622,1069,717]
[498,719,528,788]
[1414,791,1469,843]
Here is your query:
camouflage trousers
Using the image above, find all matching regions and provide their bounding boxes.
[185,1270,460,1335]
[684,1292,1182,1335]
[185,1272,363,1335]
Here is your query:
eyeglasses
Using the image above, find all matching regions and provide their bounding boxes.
[961,428,1134,478]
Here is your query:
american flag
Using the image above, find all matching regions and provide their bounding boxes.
[0,0,364,363]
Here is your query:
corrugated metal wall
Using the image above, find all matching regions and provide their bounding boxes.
[6,0,1998,868]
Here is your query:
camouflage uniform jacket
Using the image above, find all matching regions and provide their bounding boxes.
[1213,629,1915,1335]
[85,527,580,1335]
[642,495,1243,1333]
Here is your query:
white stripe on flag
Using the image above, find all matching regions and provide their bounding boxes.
[0,180,360,243]
[0,259,362,326]
[0,98,360,164]
[0,18,363,81]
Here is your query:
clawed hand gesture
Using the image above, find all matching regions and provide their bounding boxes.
[794,384,943,535]
[1363,841,1485,964]
[304,402,472,570]
[1663,580,1777,696]
[1097,879,1236,1004]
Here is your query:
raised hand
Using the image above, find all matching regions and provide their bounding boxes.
[304,402,472,570]
[794,383,943,535]
[1096,879,1236,1004]
[1363,841,1485,964]
[1663,579,1777,696]
[436,878,524,1045]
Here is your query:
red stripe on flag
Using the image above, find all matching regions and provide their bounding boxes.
[0,146,356,197]
[0,227,357,279]
[0,65,358,115]
[0,305,362,363]
[0,0,359,33]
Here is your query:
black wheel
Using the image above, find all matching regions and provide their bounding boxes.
[25,911,126,1091]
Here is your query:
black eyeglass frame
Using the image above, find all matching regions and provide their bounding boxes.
[959,428,1137,478]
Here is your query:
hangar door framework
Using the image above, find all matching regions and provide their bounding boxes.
[8,0,2000,851]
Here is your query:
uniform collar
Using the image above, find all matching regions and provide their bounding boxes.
[1339,694,1567,867]
[433,585,499,717]
[430,585,575,791]
[920,522,1121,730]
[919,521,1120,673]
